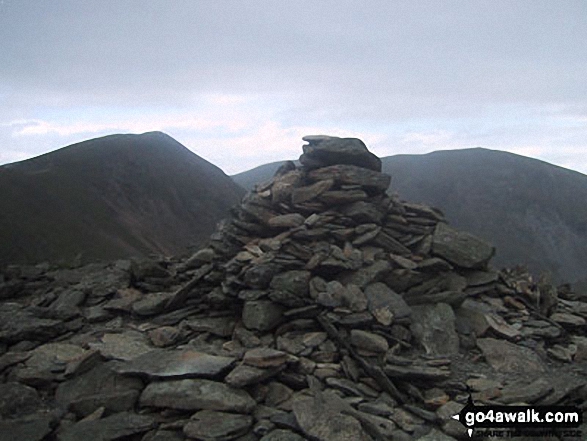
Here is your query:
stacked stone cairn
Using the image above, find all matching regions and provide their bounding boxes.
[0,136,586,441]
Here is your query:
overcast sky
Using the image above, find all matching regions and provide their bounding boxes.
[1,0,586,175]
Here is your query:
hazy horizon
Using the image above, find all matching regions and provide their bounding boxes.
[1,1,586,175]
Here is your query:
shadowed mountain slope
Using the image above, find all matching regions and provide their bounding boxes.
[233,148,587,284]
[0,131,245,265]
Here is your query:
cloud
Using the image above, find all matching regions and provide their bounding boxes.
[0,1,586,176]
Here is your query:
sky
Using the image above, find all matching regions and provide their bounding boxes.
[1,0,586,175]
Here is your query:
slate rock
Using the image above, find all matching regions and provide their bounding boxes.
[141,430,185,441]
[132,292,174,316]
[350,329,389,353]
[416,428,458,440]
[55,362,144,417]
[88,331,153,361]
[140,379,256,412]
[477,338,545,374]
[432,223,494,269]
[184,410,253,440]
[225,364,284,387]
[341,201,385,224]
[260,429,306,441]
[268,213,306,228]
[0,302,66,344]
[148,326,181,347]
[292,395,370,441]
[115,349,236,380]
[242,300,285,332]
[410,303,459,356]
[301,135,382,171]
[0,382,44,418]
[365,282,411,325]
[307,164,391,193]
[186,316,236,337]
[243,348,290,368]
[270,270,311,298]
[291,179,334,204]
[58,411,156,441]
[0,414,54,441]
[13,342,87,386]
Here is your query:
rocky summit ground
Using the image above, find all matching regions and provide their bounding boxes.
[1,135,586,441]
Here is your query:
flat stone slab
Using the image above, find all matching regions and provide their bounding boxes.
[477,338,546,374]
[410,303,459,356]
[183,410,252,440]
[115,349,236,379]
[307,164,391,193]
[0,414,54,441]
[58,411,156,441]
[432,222,494,269]
[56,362,144,417]
[88,331,153,361]
[365,282,411,325]
[293,394,371,441]
[140,379,256,412]
[300,135,382,172]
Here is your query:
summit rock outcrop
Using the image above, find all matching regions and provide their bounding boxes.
[1,135,586,440]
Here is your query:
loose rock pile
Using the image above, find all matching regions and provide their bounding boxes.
[1,135,586,441]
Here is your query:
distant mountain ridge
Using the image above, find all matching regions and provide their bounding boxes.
[233,148,587,285]
[0,131,245,265]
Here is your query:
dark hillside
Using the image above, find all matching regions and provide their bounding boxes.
[0,131,245,265]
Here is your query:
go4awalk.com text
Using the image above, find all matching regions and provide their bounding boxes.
[452,396,583,438]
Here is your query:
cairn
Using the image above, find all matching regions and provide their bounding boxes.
[0,136,586,440]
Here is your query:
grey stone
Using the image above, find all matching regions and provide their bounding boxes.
[292,395,370,441]
[432,223,495,269]
[225,363,284,387]
[0,302,66,344]
[13,342,87,386]
[350,329,389,353]
[242,300,284,331]
[365,282,411,325]
[292,179,334,204]
[88,330,153,361]
[58,411,156,441]
[148,326,181,347]
[410,303,459,356]
[140,379,256,412]
[320,189,368,205]
[384,364,451,381]
[498,377,553,404]
[477,338,546,374]
[184,410,252,440]
[260,429,305,441]
[268,213,306,228]
[416,428,458,440]
[300,135,382,171]
[56,362,144,417]
[341,201,385,224]
[115,349,236,379]
[186,316,236,337]
[270,270,311,298]
[308,164,391,193]
[141,430,185,441]
[243,347,290,368]
[0,382,43,418]
[0,414,54,441]
[132,292,174,316]
[340,260,391,288]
